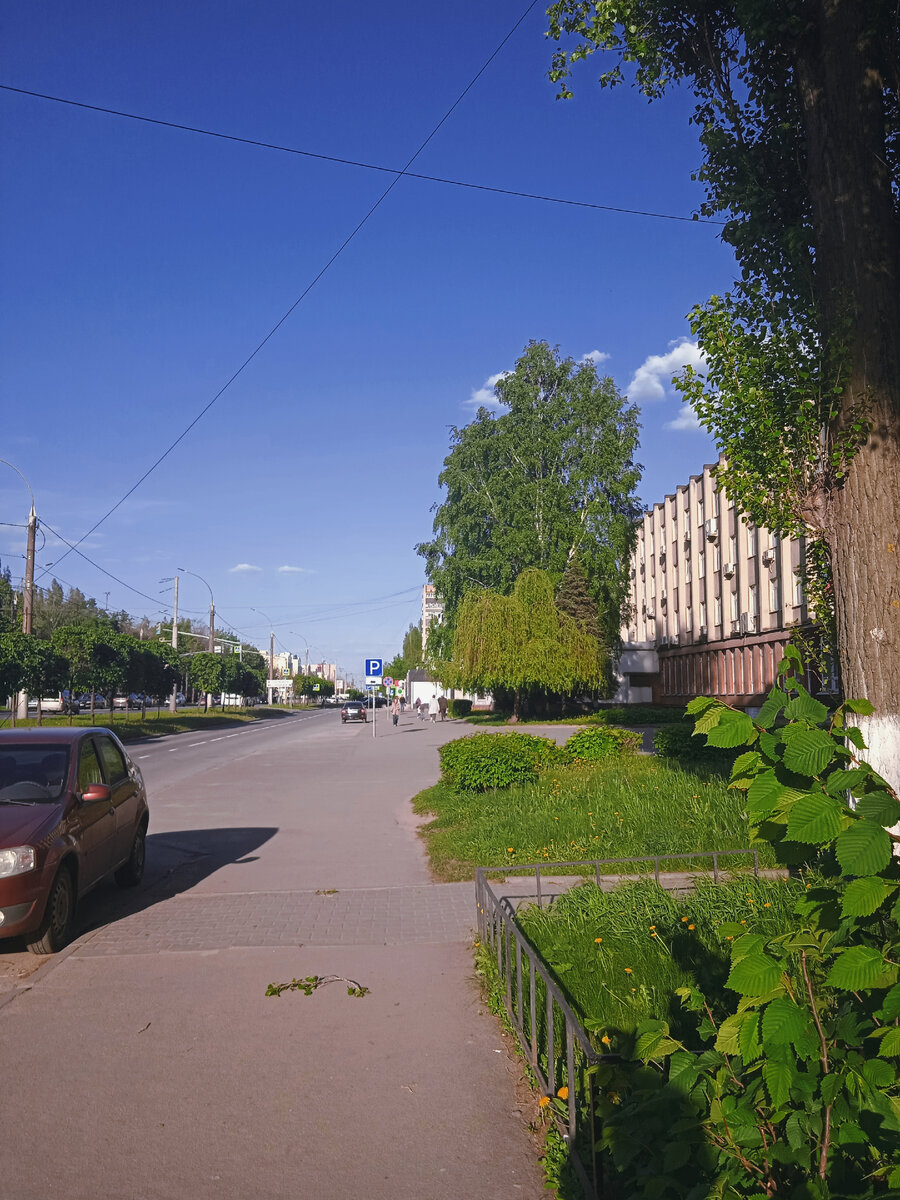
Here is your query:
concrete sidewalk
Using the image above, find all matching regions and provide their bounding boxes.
[0,713,545,1199]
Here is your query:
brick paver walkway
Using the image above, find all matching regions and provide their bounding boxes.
[77,882,476,955]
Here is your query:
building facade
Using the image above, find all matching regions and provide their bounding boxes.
[618,460,833,708]
[422,584,444,648]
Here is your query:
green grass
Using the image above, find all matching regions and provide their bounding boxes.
[1,705,301,742]
[464,704,687,727]
[517,876,803,1044]
[413,755,768,881]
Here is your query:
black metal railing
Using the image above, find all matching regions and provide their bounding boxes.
[475,849,758,1198]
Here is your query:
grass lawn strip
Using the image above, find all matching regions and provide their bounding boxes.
[412,756,771,883]
[2,705,309,743]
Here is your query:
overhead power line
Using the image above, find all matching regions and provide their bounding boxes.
[32,0,542,583]
[0,82,721,227]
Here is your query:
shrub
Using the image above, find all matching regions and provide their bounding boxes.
[447,698,472,718]
[560,726,641,762]
[438,731,560,792]
[593,704,686,725]
[653,722,737,771]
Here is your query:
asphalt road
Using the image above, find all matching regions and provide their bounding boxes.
[0,708,544,1200]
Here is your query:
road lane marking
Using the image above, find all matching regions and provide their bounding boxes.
[137,755,150,759]
[188,741,208,746]
[168,748,178,752]
[225,733,240,738]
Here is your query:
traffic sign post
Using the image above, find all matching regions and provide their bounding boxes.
[365,658,382,737]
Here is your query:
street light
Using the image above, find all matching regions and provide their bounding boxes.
[179,569,216,707]
[289,632,310,679]
[250,607,275,696]
[1,460,37,722]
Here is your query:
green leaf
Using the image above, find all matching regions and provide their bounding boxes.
[764,1059,794,1107]
[843,698,875,716]
[783,691,829,723]
[855,791,900,826]
[835,821,892,876]
[686,696,717,715]
[731,750,762,777]
[862,1058,896,1087]
[824,766,872,797]
[727,952,783,996]
[845,726,867,751]
[738,1011,762,1062]
[747,771,783,821]
[820,1073,844,1105]
[785,792,843,843]
[781,727,836,776]
[761,997,808,1044]
[714,1013,743,1054]
[758,730,781,760]
[841,876,896,918]
[827,946,892,989]
[876,1027,900,1057]
[706,711,755,748]
[878,984,900,1021]
[755,690,785,730]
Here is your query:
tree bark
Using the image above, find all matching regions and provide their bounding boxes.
[796,0,900,789]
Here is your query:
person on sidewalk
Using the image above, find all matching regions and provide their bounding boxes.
[420,699,430,722]
[438,694,448,721]
[414,697,421,719]
[429,694,438,723]
[391,697,400,727]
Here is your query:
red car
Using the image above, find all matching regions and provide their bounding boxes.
[0,728,150,954]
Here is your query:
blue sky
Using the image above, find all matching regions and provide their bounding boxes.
[0,0,734,680]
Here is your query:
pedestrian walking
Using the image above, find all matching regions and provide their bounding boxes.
[420,700,430,722]
[400,695,406,712]
[414,697,421,719]
[391,697,400,727]
[430,694,438,723]
[438,694,448,721]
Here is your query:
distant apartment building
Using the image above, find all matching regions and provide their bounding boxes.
[617,459,834,708]
[271,651,302,678]
[422,584,444,648]
[309,662,337,683]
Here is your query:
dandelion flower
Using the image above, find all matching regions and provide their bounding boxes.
[601,1035,611,1046]
[631,987,636,993]
[557,1086,569,1100]
[624,967,633,974]
[681,916,689,923]
[740,920,746,925]
[649,925,656,931]
[764,902,771,908]
[507,847,514,853]
[688,924,695,930]
[539,1096,550,1108]
[650,931,658,938]
[594,937,603,944]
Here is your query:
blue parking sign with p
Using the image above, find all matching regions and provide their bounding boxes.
[365,658,383,678]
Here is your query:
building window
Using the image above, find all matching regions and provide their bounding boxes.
[748,584,758,616]
[697,498,704,524]
[685,559,692,582]
[648,531,655,555]
[747,525,757,555]
[674,588,679,614]
[714,544,721,571]
[730,590,739,622]
[729,535,737,561]
[713,491,720,516]
[700,600,707,629]
[698,551,705,578]
[794,574,805,606]
[769,578,781,613]
[714,596,722,626]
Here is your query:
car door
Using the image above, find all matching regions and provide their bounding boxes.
[94,735,140,864]
[73,737,117,890]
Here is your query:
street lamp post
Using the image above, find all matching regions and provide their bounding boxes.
[1,460,37,722]
[250,607,275,703]
[179,568,215,708]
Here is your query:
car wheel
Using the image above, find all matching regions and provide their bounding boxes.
[26,865,75,955]
[115,822,147,888]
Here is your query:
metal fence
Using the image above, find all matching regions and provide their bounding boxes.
[474,849,758,1199]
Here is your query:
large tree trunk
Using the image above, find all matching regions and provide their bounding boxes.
[796,0,900,790]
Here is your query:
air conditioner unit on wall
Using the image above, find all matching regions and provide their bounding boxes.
[723,562,736,578]
[761,549,775,566]
[705,518,719,540]
[740,612,758,635]
[661,592,668,606]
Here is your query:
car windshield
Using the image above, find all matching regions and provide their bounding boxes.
[0,745,70,803]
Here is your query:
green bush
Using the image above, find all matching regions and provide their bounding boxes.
[560,726,641,762]
[447,698,472,718]
[438,731,560,792]
[653,722,737,771]
[593,704,685,724]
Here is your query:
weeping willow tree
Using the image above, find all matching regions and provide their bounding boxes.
[440,568,608,719]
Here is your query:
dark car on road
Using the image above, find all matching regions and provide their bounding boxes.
[0,728,150,954]
[340,701,367,723]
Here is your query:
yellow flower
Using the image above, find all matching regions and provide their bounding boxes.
[688,924,695,930]
[740,920,747,925]
[764,902,771,908]
[726,935,734,941]
[601,1035,611,1046]
[649,925,656,931]
[631,987,636,993]
[681,916,689,923]
[507,847,514,853]
[624,967,633,974]
[557,1086,569,1100]
[538,1096,550,1108]
[650,931,658,938]
[594,937,603,944]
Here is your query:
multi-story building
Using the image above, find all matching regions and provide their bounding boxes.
[422,584,444,648]
[618,459,832,708]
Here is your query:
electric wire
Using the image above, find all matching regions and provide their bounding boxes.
[0,82,722,227]
[32,0,541,585]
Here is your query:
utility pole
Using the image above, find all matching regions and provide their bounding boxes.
[269,628,274,685]
[16,504,37,721]
[169,574,179,713]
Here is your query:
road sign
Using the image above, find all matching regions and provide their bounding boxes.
[383,676,393,687]
[365,657,383,685]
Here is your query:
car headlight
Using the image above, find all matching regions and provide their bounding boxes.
[0,847,36,878]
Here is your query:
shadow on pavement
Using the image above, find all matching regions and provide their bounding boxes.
[1,827,279,953]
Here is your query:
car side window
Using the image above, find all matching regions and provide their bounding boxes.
[78,740,103,792]
[96,737,128,785]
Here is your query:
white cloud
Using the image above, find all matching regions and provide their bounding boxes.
[277,565,313,574]
[580,349,610,365]
[465,371,510,410]
[228,563,262,573]
[665,405,703,432]
[626,339,705,404]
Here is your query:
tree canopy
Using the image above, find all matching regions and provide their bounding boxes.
[546,0,900,784]
[418,340,642,649]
